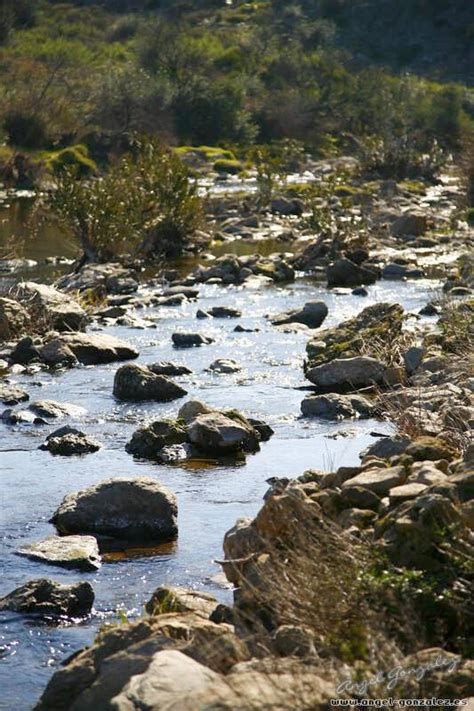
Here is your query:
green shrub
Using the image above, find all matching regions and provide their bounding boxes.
[3,111,48,149]
[38,138,204,262]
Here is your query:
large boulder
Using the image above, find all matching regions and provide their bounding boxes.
[54,333,139,365]
[50,477,178,542]
[0,297,30,340]
[301,393,357,419]
[0,578,94,618]
[17,535,101,571]
[271,301,328,329]
[14,282,87,332]
[113,364,187,402]
[306,356,386,391]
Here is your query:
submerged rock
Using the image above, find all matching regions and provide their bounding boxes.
[29,400,86,419]
[0,579,94,618]
[50,477,178,542]
[113,363,187,402]
[17,535,101,571]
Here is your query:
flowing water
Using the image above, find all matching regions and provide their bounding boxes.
[0,197,439,710]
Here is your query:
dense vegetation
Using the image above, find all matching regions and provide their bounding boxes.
[1,0,473,176]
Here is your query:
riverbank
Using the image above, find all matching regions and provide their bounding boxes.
[0,166,472,709]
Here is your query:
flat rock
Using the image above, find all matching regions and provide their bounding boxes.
[55,333,139,365]
[145,586,218,618]
[207,306,241,318]
[113,364,187,402]
[29,400,86,419]
[17,535,101,571]
[301,393,356,419]
[341,466,406,496]
[360,436,411,460]
[306,356,386,390]
[0,383,29,405]
[50,476,178,542]
[208,358,241,374]
[389,483,427,506]
[0,578,94,618]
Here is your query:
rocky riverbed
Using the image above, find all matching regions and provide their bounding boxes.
[0,166,473,709]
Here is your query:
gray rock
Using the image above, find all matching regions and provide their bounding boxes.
[360,436,411,460]
[0,578,94,617]
[9,336,40,364]
[50,476,178,542]
[273,625,317,658]
[327,258,378,288]
[163,286,199,299]
[39,339,78,368]
[391,212,427,237]
[145,586,218,618]
[40,432,101,456]
[340,486,382,511]
[208,358,241,374]
[403,346,424,374]
[207,306,242,318]
[306,356,386,390]
[14,282,87,332]
[147,361,192,377]
[389,483,427,506]
[126,420,188,460]
[271,197,303,215]
[0,383,29,405]
[341,466,406,496]
[188,413,257,454]
[2,408,46,425]
[172,332,214,348]
[271,301,328,329]
[17,535,101,571]
[113,364,187,402]
[29,400,86,419]
[301,393,356,419]
[178,400,216,423]
[56,333,139,365]
[0,297,29,340]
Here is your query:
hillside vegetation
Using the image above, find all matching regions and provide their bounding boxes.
[1,0,473,179]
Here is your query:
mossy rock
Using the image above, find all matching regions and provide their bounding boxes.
[213,158,243,175]
[45,145,97,177]
[405,437,458,462]
[306,303,404,368]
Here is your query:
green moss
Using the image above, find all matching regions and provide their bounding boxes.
[43,145,97,177]
[174,145,236,162]
[399,179,427,195]
[213,158,243,174]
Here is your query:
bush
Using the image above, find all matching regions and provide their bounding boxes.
[39,139,204,262]
[3,111,49,149]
